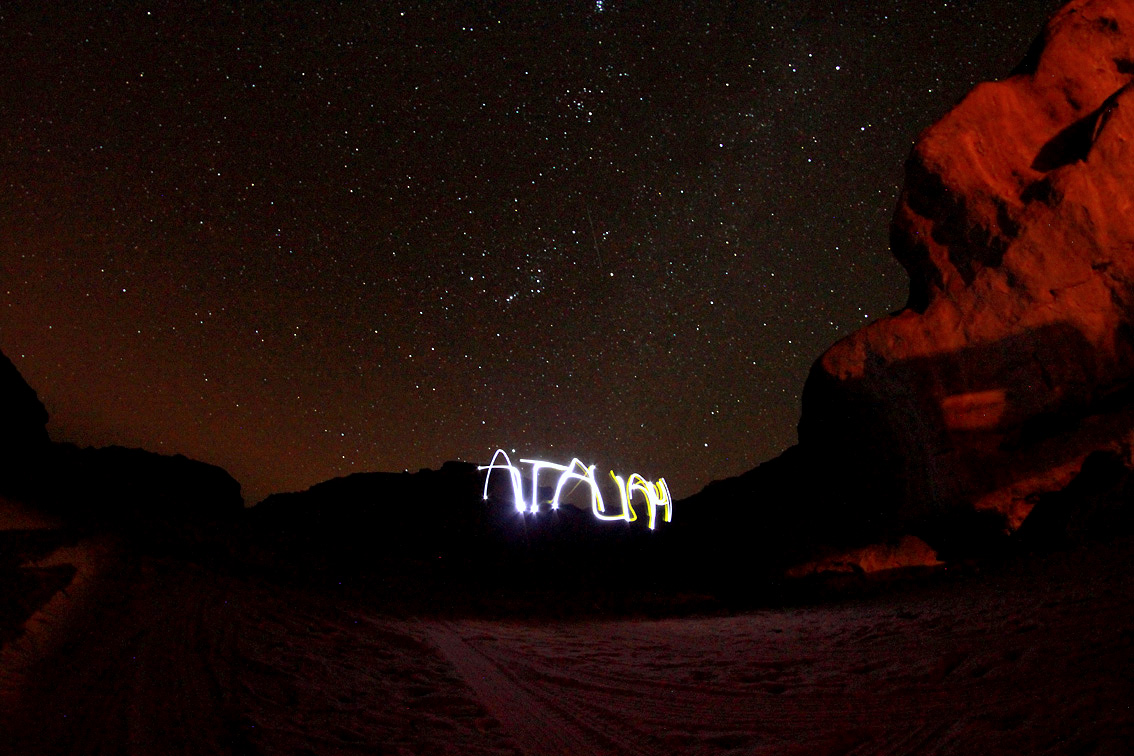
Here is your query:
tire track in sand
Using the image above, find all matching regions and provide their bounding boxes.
[424,621,648,756]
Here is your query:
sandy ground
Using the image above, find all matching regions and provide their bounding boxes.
[0,498,116,708]
[418,544,1134,756]
[1,505,1132,755]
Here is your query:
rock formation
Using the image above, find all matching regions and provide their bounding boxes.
[42,443,244,527]
[0,350,51,498]
[784,535,942,579]
[799,0,1134,534]
[0,351,48,445]
[246,461,664,580]
[1015,435,1134,548]
[0,347,243,529]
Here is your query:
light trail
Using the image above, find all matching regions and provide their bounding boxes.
[478,450,672,529]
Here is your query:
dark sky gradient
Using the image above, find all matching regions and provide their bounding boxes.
[0,1,1062,504]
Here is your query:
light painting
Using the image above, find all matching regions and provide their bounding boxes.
[479,449,672,529]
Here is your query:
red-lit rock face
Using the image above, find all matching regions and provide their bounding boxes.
[800,0,1134,529]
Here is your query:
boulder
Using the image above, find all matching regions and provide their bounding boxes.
[799,0,1134,534]
[1014,437,1134,549]
[784,535,943,579]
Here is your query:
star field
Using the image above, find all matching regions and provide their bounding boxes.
[0,1,1062,503]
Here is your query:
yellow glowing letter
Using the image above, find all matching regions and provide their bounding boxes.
[627,474,672,530]
[551,459,612,520]
[608,472,639,524]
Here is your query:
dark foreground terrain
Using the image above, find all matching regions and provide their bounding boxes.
[1,496,1131,756]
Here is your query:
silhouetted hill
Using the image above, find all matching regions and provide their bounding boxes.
[0,350,51,501]
[243,462,683,596]
[0,348,243,540]
[38,443,243,525]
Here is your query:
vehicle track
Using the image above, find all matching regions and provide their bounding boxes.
[425,620,651,756]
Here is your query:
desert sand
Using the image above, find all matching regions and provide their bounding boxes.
[2,493,1131,756]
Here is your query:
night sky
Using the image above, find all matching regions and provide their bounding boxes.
[1,1,1063,505]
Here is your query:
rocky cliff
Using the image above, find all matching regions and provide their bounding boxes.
[799,0,1134,534]
[0,347,243,529]
[0,351,49,447]
[0,351,51,498]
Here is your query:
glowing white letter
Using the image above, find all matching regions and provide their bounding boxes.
[518,458,571,513]
[479,449,672,528]
[551,459,613,520]
[478,449,527,514]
